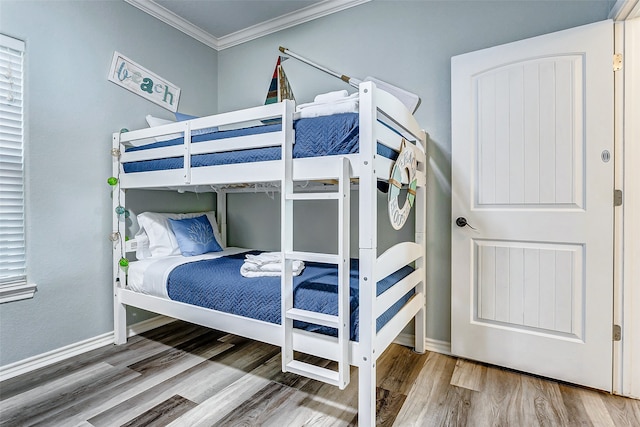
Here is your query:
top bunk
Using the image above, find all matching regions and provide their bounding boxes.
[112,81,427,190]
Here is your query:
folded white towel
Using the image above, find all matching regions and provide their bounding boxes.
[244,252,282,266]
[314,90,349,104]
[297,99,359,118]
[240,259,305,277]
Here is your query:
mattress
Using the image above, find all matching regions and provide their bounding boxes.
[128,249,414,341]
[122,113,396,173]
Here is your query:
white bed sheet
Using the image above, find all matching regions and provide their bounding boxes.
[127,247,249,299]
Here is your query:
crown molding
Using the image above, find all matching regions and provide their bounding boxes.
[125,0,370,51]
[216,0,370,50]
[125,0,220,49]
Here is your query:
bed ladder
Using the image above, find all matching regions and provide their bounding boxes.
[281,156,351,389]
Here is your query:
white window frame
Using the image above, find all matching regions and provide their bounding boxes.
[1,34,35,303]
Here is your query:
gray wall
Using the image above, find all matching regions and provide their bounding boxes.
[0,0,218,366]
[218,0,612,343]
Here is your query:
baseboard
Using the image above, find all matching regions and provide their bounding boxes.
[1,320,449,383]
[0,315,176,382]
[394,333,452,355]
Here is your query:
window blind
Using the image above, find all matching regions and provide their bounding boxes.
[0,34,26,287]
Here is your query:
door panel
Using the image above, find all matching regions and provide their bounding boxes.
[476,55,584,208]
[451,20,613,391]
[475,241,583,336]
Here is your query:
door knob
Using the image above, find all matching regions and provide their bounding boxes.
[456,217,477,230]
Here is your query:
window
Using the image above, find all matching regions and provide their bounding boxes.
[0,34,34,302]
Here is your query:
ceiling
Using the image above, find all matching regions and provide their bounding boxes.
[125,0,369,50]
[126,0,639,51]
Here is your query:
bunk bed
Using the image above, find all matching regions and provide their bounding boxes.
[111,81,427,426]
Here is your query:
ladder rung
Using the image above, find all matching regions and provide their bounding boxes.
[286,360,340,386]
[285,251,341,264]
[286,308,339,328]
[286,192,341,200]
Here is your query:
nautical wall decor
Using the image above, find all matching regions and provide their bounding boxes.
[388,140,418,230]
[108,51,181,112]
[265,56,295,105]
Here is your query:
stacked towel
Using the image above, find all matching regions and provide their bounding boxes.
[296,91,359,118]
[240,252,305,278]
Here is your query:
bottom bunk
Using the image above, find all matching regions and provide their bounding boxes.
[125,248,415,342]
[114,244,426,426]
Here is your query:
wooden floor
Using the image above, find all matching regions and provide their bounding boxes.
[1,320,639,426]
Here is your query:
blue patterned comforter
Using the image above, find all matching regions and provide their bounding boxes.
[123,113,395,173]
[166,251,414,341]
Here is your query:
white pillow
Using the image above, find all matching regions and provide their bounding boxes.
[136,211,224,258]
[145,115,182,142]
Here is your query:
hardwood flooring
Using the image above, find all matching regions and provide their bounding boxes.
[1,320,638,426]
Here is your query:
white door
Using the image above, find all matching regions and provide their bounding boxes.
[451,20,614,391]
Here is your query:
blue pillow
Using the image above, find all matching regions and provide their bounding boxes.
[168,215,223,256]
[174,112,218,135]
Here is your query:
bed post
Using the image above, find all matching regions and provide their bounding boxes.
[216,189,227,247]
[114,282,127,345]
[112,131,127,345]
[414,132,428,354]
[358,81,378,426]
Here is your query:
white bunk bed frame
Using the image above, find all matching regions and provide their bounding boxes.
[111,81,427,426]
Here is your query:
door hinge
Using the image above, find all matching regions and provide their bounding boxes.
[614,189,623,207]
[613,324,622,341]
[613,53,623,71]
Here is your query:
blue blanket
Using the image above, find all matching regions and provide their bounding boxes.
[123,113,396,173]
[166,252,414,341]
